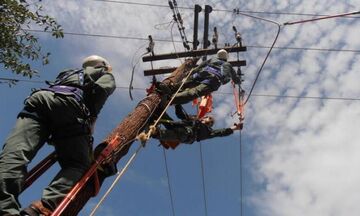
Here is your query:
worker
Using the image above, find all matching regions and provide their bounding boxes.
[0,55,116,216]
[170,49,240,105]
[152,114,241,149]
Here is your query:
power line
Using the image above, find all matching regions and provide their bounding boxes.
[0,77,44,83]
[93,0,360,19]
[162,149,176,216]
[28,29,152,41]
[2,78,360,101]
[239,131,243,216]
[248,45,360,54]
[251,93,360,101]
[27,29,360,54]
[93,0,168,8]
[240,12,282,105]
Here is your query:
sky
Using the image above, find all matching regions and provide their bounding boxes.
[1,0,360,215]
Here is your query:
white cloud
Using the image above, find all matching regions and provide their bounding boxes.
[31,1,360,215]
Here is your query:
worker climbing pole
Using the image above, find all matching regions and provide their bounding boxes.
[51,57,199,215]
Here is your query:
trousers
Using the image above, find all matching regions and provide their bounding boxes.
[0,91,92,215]
[171,83,213,105]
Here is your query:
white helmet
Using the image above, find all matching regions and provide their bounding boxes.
[216,49,228,61]
[82,55,112,72]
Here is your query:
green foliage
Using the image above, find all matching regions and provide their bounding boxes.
[0,0,63,82]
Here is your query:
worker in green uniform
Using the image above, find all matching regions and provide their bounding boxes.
[153,114,241,149]
[170,49,240,105]
[0,55,116,216]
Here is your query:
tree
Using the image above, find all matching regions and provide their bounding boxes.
[0,0,64,84]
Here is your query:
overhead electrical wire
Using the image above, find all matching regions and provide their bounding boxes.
[94,0,360,19]
[239,131,243,216]
[129,42,149,100]
[228,10,282,105]
[26,29,360,54]
[198,141,208,216]
[162,149,176,216]
[2,78,360,101]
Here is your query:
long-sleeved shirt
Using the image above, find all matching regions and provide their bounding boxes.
[157,119,234,144]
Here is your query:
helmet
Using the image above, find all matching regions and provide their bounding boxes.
[82,55,112,72]
[216,49,228,61]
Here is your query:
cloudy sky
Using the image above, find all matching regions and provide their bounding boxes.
[1,0,360,215]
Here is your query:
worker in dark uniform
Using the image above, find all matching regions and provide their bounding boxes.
[153,114,241,149]
[0,55,116,216]
[170,49,240,105]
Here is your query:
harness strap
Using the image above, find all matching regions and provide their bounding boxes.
[41,85,91,119]
[51,69,84,86]
[204,66,222,78]
[42,85,84,103]
[198,66,223,87]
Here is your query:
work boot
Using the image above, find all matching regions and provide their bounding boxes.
[20,201,52,216]
[155,82,172,95]
[20,207,39,216]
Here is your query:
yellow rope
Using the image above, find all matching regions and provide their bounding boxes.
[89,143,143,216]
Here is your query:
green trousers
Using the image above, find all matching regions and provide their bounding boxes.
[171,83,213,105]
[0,91,92,215]
[157,126,194,144]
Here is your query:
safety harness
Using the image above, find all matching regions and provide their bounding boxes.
[19,68,93,140]
[192,59,226,90]
[44,68,85,103]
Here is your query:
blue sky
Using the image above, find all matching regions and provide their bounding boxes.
[1,0,360,216]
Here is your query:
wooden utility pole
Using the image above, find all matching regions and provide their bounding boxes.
[52,58,199,215]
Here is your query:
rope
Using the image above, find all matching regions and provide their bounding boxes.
[89,143,143,216]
